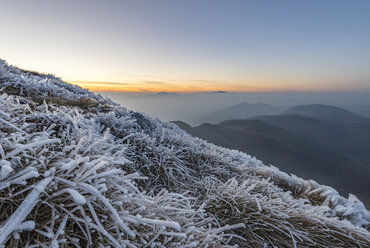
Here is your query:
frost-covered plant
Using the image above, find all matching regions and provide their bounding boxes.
[203,178,370,247]
[0,94,227,247]
[0,59,369,247]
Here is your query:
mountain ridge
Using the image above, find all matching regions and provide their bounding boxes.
[282,104,365,122]
[192,101,282,125]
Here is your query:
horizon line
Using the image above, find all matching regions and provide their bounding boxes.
[70,81,370,94]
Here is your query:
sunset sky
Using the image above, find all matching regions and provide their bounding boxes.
[1,0,370,92]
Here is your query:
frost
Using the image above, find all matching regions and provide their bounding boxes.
[79,182,136,237]
[0,160,12,180]
[0,177,52,245]
[15,221,35,232]
[55,188,86,205]
[129,215,181,231]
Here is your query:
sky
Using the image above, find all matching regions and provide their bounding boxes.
[1,0,370,92]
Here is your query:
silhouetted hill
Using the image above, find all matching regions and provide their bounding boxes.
[224,102,281,117]
[282,104,364,122]
[175,106,370,206]
[193,102,282,124]
[253,114,370,161]
[192,120,343,179]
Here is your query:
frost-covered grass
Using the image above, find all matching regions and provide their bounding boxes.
[0,59,369,247]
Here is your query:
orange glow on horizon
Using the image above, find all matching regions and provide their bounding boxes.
[71,81,292,93]
[2,58,368,94]
[71,80,364,93]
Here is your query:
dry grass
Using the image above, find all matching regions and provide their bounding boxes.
[204,179,370,248]
[32,96,99,110]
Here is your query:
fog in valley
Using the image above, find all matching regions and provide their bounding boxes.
[100,91,370,126]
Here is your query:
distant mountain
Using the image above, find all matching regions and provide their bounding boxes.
[254,110,370,161]
[174,104,370,206]
[210,90,228,93]
[193,102,282,124]
[282,104,364,122]
[156,91,177,95]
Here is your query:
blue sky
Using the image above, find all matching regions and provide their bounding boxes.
[1,0,370,92]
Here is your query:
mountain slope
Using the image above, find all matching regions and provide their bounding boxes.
[1,59,370,247]
[347,104,370,117]
[174,118,370,206]
[282,104,365,122]
[253,112,370,161]
[192,102,281,124]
